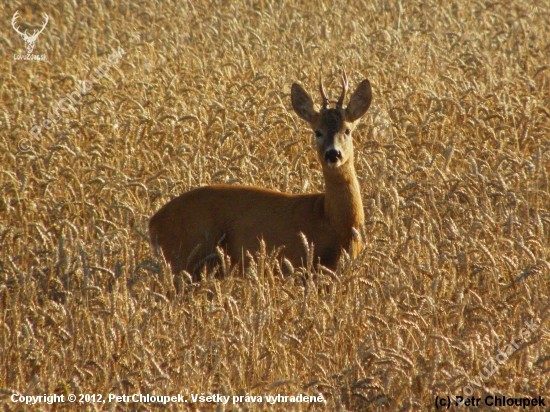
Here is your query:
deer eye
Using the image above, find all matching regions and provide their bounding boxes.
[315,131,323,138]
[344,128,351,136]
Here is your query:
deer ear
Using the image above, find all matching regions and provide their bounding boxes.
[291,83,318,123]
[345,79,372,122]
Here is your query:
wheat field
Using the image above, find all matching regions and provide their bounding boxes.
[1,0,549,410]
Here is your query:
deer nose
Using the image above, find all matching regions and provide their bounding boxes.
[325,149,342,163]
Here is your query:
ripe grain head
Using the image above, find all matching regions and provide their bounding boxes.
[1,0,549,410]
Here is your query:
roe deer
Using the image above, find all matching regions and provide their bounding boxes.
[149,70,372,281]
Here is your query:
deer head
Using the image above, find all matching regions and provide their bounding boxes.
[12,11,49,54]
[291,69,372,172]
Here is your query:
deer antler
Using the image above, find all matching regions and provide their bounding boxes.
[35,13,49,37]
[319,74,328,110]
[11,12,49,41]
[11,11,26,37]
[28,13,49,41]
[336,68,349,109]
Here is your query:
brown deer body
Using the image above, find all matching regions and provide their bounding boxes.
[149,71,372,280]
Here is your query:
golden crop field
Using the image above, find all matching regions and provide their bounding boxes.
[1,0,550,410]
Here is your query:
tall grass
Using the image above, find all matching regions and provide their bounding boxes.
[1,0,549,410]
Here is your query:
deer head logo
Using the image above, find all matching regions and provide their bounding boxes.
[11,11,49,54]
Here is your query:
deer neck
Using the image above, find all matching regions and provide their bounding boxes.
[322,160,364,241]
